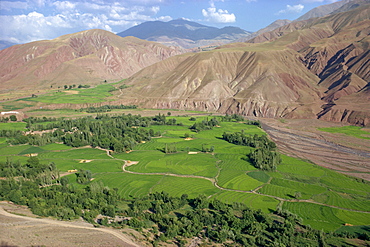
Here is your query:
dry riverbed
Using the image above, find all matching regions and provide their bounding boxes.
[260,118,370,181]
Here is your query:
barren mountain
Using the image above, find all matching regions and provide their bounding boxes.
[119,45,322,119]
[296,0,352,21]
[237,19,292,43]
[0,29,182,92]
[118,3,370,125]
[117,19,252,49]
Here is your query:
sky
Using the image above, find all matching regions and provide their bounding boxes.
[0,0,341,44]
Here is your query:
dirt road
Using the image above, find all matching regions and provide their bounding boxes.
[0,202,143,247]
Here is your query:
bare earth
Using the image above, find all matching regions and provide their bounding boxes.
[260,118,370,181]
[0,202,145,247]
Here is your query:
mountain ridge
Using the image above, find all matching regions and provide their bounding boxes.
[115,3,370,126]
[117,19,252,49]
[0,29,183,92]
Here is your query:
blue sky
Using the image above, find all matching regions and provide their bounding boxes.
[0,0,340,44]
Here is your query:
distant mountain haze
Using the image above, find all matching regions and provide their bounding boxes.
[117,19,252,49]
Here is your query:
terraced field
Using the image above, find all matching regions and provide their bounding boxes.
[1,116,369,232]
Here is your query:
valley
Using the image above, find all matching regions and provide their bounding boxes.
[0,112,369,246]
[0,0,369,246]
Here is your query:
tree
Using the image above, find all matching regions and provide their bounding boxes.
[60,176,69,187]
[294,192,301,199]
[9,115,17,121]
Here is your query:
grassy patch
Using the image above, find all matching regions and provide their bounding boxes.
[0,102,35,111]
[335,225,370,235]
[21,83,117,104]
[213,191,279,214]
[247,170,270,183]
[218,170,263,191]
[283,202,370,232]
[0,122,27,130]
[18,146,46,155]
[151,176,219,198]
[318,126,370,139]
[0,145,33,156]
[40,143,73,151]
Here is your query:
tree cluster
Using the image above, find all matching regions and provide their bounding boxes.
[189,117,219,132]
[222,132,280,171]
[0,158,119,221]
[78,104,137,113]
[117,192,333,246]
[0,157,59,186]
[7,114,184,153]
[249,148,281,171]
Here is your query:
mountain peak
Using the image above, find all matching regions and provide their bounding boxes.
[117,20,251,49]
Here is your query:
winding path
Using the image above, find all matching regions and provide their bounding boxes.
[0,203,141,247]
[120,159,370,214]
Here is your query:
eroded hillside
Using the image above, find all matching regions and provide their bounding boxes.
[118,3,370,125]
[0,29,183,92]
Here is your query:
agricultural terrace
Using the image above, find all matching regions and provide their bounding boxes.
[0,115,369,232]
[0,82,121,112]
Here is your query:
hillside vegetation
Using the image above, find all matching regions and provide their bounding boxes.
[0,114,369,246]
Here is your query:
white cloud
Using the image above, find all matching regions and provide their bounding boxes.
[0,0,174,43]
[0,11,72,43]
[52,1,76,12]
[202,2,236,23]
[277,4,304,15]
[157,16,172,22]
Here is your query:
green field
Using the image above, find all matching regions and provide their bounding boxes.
[0,122,27,130]
[318,125,370,139]
[21,84,116,104]
[1,117,369,232]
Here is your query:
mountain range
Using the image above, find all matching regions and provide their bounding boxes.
[0,0,369,126]
[117,1,370,126]
[0,30,182,91]
[117,19,252,49]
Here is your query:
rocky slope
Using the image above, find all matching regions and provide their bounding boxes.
[117,3,370,126]
[236,19,292,43]
[0,29,182,92]
[119,46,322,119]
[296,0,352,21]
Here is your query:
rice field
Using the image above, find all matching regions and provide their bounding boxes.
[1,117,369,232]
[21,83,116,104]
[213,191,279,214]
[282,202,370,232]
[217,169,263,191]
[0,122,27,130]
